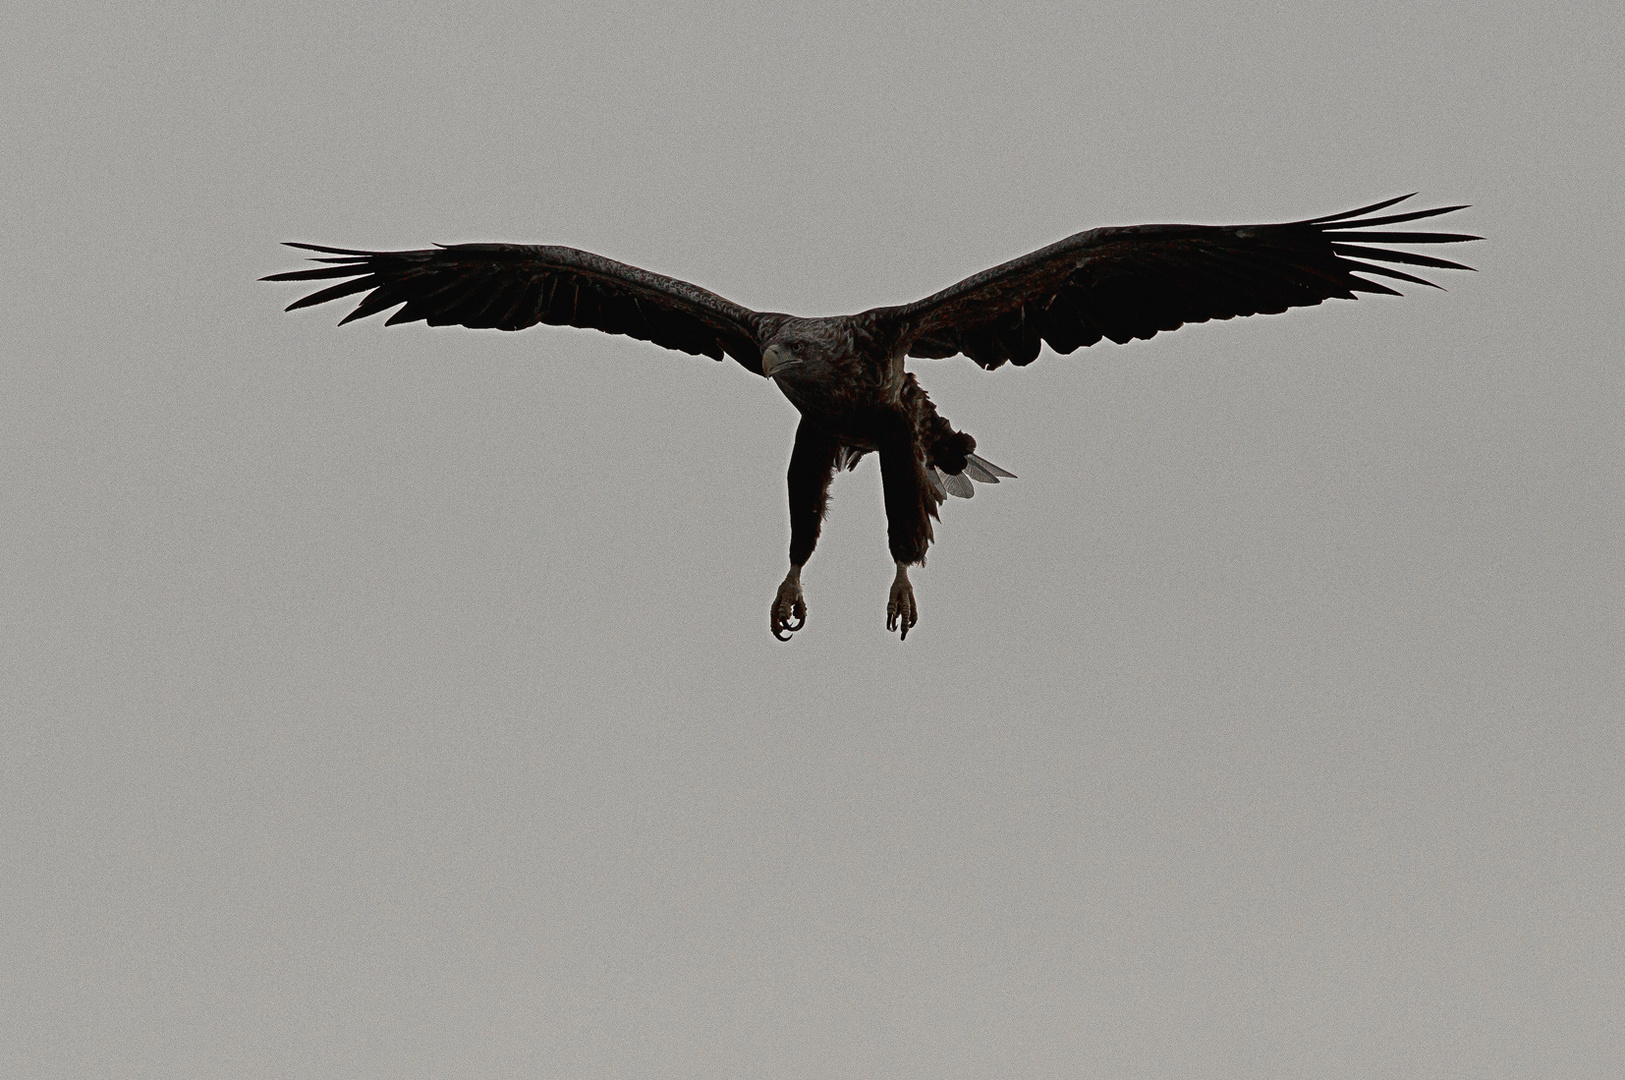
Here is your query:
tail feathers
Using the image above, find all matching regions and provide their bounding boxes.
[930,453,1016,500]
[942,470,976,498]
[835,445,868,472]
[964,453,1016,482]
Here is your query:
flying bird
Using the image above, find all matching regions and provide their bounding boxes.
[264,194,1477,641]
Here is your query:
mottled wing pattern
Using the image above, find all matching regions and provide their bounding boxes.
[883,195,1480,370]
[263,243,771,374]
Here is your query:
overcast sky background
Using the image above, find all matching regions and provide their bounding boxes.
[5,1,1622,1077]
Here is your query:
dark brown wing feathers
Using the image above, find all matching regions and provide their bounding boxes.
[882,194,1479,369]
[265,195,1476,376]
[263,243,769,373]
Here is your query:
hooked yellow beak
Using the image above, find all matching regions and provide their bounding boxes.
[761,344,787,378]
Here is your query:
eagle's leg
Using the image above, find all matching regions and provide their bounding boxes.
[772,567,805,641]
[877,414,934,641]
[773,417,840,641]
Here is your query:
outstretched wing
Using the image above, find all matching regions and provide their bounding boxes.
[263,243,773,374]
[877,195,1480,370]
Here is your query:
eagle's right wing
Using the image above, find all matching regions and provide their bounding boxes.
[263,242,775,375]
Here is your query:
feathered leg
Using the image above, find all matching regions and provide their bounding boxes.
[876,412,937,640]
[772,417,840,641]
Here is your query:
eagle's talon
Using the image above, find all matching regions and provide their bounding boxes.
[887,565,917,641]
[771,570,807,641]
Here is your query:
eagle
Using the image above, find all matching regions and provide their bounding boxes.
[265,194,1477,641]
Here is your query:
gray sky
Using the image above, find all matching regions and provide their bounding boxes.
[4,1,1621,1077]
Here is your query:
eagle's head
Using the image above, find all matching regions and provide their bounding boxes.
[760,341,808,379]
[761,318,857,382]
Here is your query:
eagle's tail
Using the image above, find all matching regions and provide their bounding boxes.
[927,453,1016,500]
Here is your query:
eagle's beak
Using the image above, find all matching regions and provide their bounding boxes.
[761,344,786,378]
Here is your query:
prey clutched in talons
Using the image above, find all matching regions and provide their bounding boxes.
[771,566,807,641]
[886,562,918,640]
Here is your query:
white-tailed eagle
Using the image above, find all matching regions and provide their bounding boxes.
[265,194,1477,640]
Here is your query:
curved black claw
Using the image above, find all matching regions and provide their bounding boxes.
[886,574,918,641]
[771,574,807,641]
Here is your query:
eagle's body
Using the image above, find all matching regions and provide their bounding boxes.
[265,195,1478,640]
[754,315,993,636]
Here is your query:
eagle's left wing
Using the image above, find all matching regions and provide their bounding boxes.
[263,242,773,375]
[869,195,1479,370]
